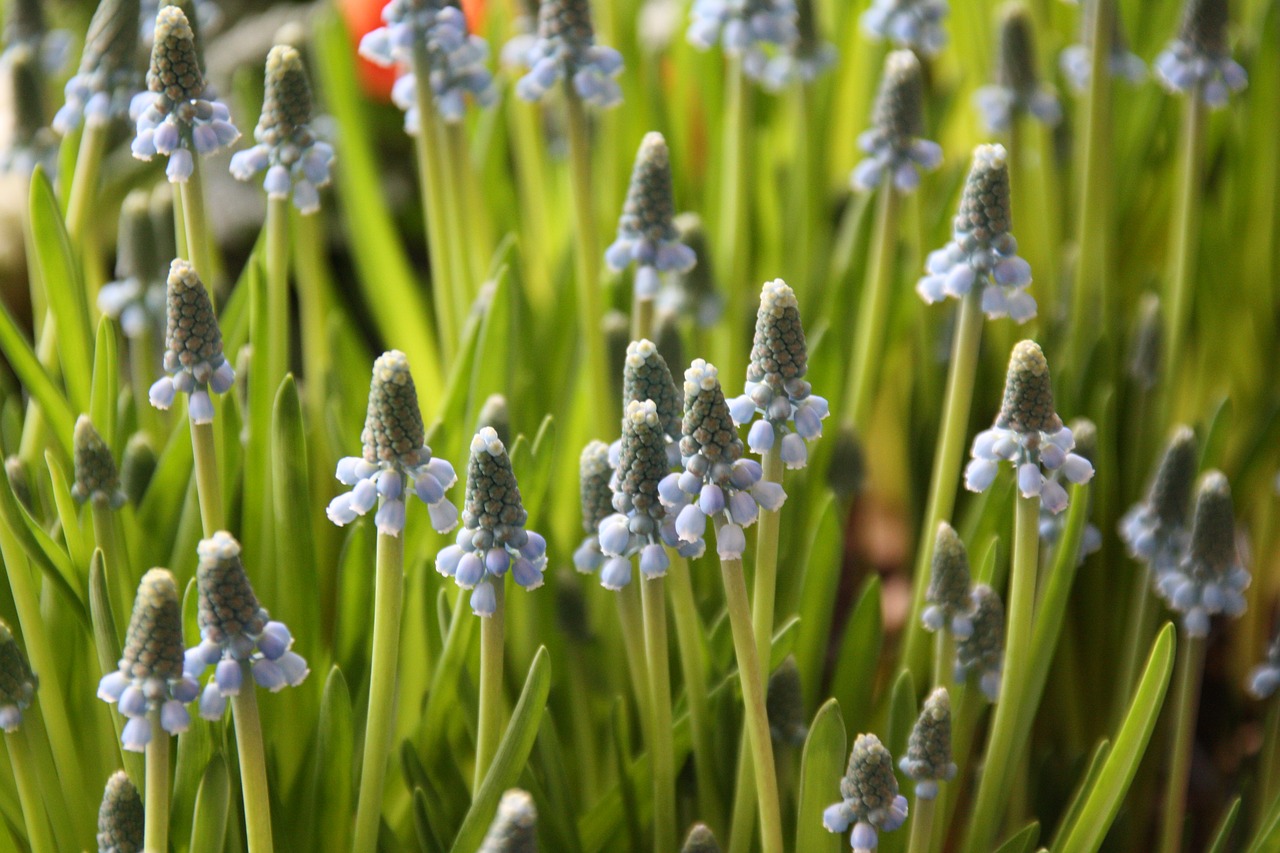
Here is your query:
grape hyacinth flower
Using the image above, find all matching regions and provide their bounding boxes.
[131,6,240,182]
[98,569,199,751]
[1059,0,1146,93]
[479,789,538,853]
[620,338,683,464]
[605,133,696,301]
[1154,471,1249,638]
[1039,418,1103,562]
[435,428,547,616]
[0,620,37,732]
[917,145,1037,321]
[975,3,1062,132]
[921,522,974,637]
[229,45,335,214]
[327,351,459,536]
[727,279,828,468]
[861,0,948,56]
[687,0,799,77]
[954,583,1004,701]
[766,655,808,746]
[1154,0,1246,107]
[0,45,57,175]
[1120,426,1197,578]
[1248,634,1280,700]
[514,0,623,107]
[573,440,614,573]
[660,360,786,559]
[899,687,956,799]
[822,733,909,853]
[147,260,235,423]
[71,416,127,509]
[853,50,942,193]
[183,532,309,719]
[754,0,836,90]
[98,191,167,339]
[97,770,144,853]
[53,0,140,134]
[964,341,1094,514]
[657,213,723,327]
[140,0,223,44]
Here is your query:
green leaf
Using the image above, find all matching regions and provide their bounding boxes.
[271,376,320,658]
[467,262,512,425]
[316,667,355,853]
[1205,797,1240,853]
[794,699,846,853]
[188,753,231,853]
[417,589,478,762]
[89,550,144,785]
[90,317,119,450]
[1054,624,1175,853]
[886,668,917,758]
[0,298,75,457]
[0,468,88,627]
[44,449,88,575]
[993,821,1041,853]
[794,496,842,708]
[832,576,882,736]
[448,645,552,853]
[608,697,644,852]
[769,614,801,673]
[412,787,445,853]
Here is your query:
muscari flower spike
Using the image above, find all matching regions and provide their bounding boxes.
[148,260,234,423]
[1059,0,1146,93]
[754,0,836,89]
[72,415,127,509]
[964,341,1094,513]
[183,532,308,720]
[1119,426,1197,578]
[900,687,956,800]
[0,45,58,175]
[605,133,696,301]
[853,50,941,194]
[823,733,909,853]
[1038,418,1103,563]
[99,191,167,339]
[230,45,335,214]
[954,583,1004,701]
[1155,0,1246,107]
[767,655,808,747]
[97,770,144,853]
[917,144,1036,321]
[1248,633,1280,700]
[921,522,974,638]
[861,0,948,56]
[682,824,721,853]
[515,0,623,107]
[131,6,239,182]
[479,789,538,853]
[1154,471,1249,638]
[1127,292,1163,392]
[54,0,140,134]
[328,351,460,537]
[597,401,686,589]
[620,338,683,459]
[975,3,1061,132]
[659,359,786,559]
[98,569,199,751]
[687,0,799,81]
[658,213,723,327]
[727,279,828,468]
[573,440,614,573]
[436,428,547,616]
[358,0,496,129]
[140,0,223,44]
[0,620,37,732]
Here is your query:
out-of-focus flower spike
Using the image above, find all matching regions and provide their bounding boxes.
[477,394,511,447]
[1248,633,1280,700]
[853,50,940,193]
[99,190,166,340]
[1155,0,1246,106]
[0,45,57,175]
[97,770,144,853]
[574,441,614,573]
[72,416,127,509]
[1126,293,1163,391]
[606,133,695,301]
[658,213,723,327]
[515,0,623,108]
[861,0,948,56]
[54,0,140,134]
[975,2,1061,132]
[3,0,72,71]
[121,434,158,506]
[921,522,973,637]
[954,584,1004,701]
[766,655,808,747]
[822,733,909,851]
[681,823,721,852]
[687,0,799,80]
[1060,0,1146,93]
[478,789,538,853]
[0,620,37,732]
[757,0,836,90]
[149,260,234,422]
[1120,426,1197,579]
[6,456,32,512]
[899,687,956,800]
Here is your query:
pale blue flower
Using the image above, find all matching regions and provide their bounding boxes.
[53,0,140,134]
[974,4,1061,132]
[853,50,941,193]
[688,0,799,84]
[861,0,947,56]
[515,0,623,107]
[823,733,909,852]
[1154,0,1246,107]
[148,260,235,424]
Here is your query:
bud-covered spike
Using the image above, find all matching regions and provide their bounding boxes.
[579,441,614,534]
[605,134,695,298]
[148,6,204,103]
[161,260,224,377]
[747,279,808,388]
[682,823,721,853]
[465,428,528,534]
[824,733,910,848]
[478,789,538,853]
[873,50,924,142]
[996,340,1059,434]
[81,0,139,80]
[362,350,427,467]
[1188,471,1235,570]
[97,770,144,853]
[122,569,185,684]
[1155,0,1245,104]
[680,360,742,465]
[256,45,311,145]
[195,531,267,644]
[899,687,956,798]
[1151,427,1198,529]
[624,340,681,440]
[73,415,126,508]
[923,522,972,634]
[614,400,672,520]
[996,2,1040,94]
[0,619,37,732]
[515,0,621,107]
[121,434,158,506]
[958,144,1012,247]
[1180,0,1229,55]
[766,655,807,746]
[955,584,1004,701]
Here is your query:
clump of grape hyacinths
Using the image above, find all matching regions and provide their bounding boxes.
[921,522,974,637]
[514,0,623,107]
[975,3,1061,132]
[98,191,166,339]
[853,50,941,193]
[573,441,613,573]
[1120,426,1197,578]
[71,416,126,509]
[660,359,785,559]
[900,687,956,799]
[687,0,799,77]
[1039,418,1103,562]
[917,144,1037,321]
[0,620,37,732]
[753,0,835,89]
[964,341,1094,514]
[955,583,1004,701]
[131,6,239,182]
[183,532,308,719]
[1059,0,1146,93]
[436,428,547,616]
[605,133,696,301]
[1154,471,1249,638]
[358,0,496,129]
[1154,0,1246,107]
[727,279,828,469]
[1248,634,1280,700]
[97,770,144,853]
[861,0,948,55]
[98,569,199,751]
[53,0,139,133]
[148,260,234,423]
[229,45,335,214]
[822,733,909,853]
[327,351,459,536]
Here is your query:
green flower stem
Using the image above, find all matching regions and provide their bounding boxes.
[901,291,985,678]
[448,123,490,294]
[617,583,654,752]
[265,197,291,398]
[666,553,722,834]
[564,90,611,440]
[1158,632,1205,853]
[964,492,1040,853]
[507,99,554,305]
[178,161,215,287]
[786,84,817,299]
[353,526,406,853]
[145,711,171,853]
[716,517,785,853]
[907,794,937,853]
[641,574,676,853]
[844,183,901,430]
[719,59,751,381]
[131,330,160,439]
[1163,91,1207,412]
[190,418,225,535]
[293,211,335,450]
[932,628,954,691]
[6,728,55,853]
[632,296,655,343]
[474,580,506,791]
[90,503,134,643]
[65,123,109,293]
[432,115,473,322]
[1114,564,1155,723]
[231,662,275,853]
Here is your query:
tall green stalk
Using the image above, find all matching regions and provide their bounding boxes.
[719,60,751,380]
[617,583,654,754]
[907,796,937,853]
[264,197,290,400]
[641,575,676,853]
[6,728,55,853]
[91,504,133,644]
[231,663,275,853]
[190,419,224,535]
[145,711,171,853]
[475,582,506,790]
[1159,633,1204,853]
[65,123,108,291]
[179,162,215,286]
[845,184,901,429]
[1163,92,1206,413]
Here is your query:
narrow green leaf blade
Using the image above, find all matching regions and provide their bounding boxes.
[0,298,75,456]
[188,753,231,853]
[794,698,846,853]
[832,577,882,735]
[993,821,1041,853]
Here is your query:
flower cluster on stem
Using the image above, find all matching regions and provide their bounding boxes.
[99,190,168,339]
[1155,0,1246,107]
[921,522,974,637]
[515,0,623,107]
[853,50,941,193]
[1059,0,1146,93]
[54,0,140,133]
[823,733,909,852]
[605,133,695,300]
[573,440,614,573]
[975,3,1061,132]
[97,771,144,853]
[860,0,948,55]
[0,620,37,732]
[1120,426,1197,578]
[148,259,235,423]
[753,0,835,89]
[900,687,956,799]
[72,416,126,509]
[954,583,1004,701]
[687,0,799,81]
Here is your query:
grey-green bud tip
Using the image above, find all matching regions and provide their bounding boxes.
[996,340,1059,434]
[73,415,125,508]
[362,350,426,467]
[97,770,144,853]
